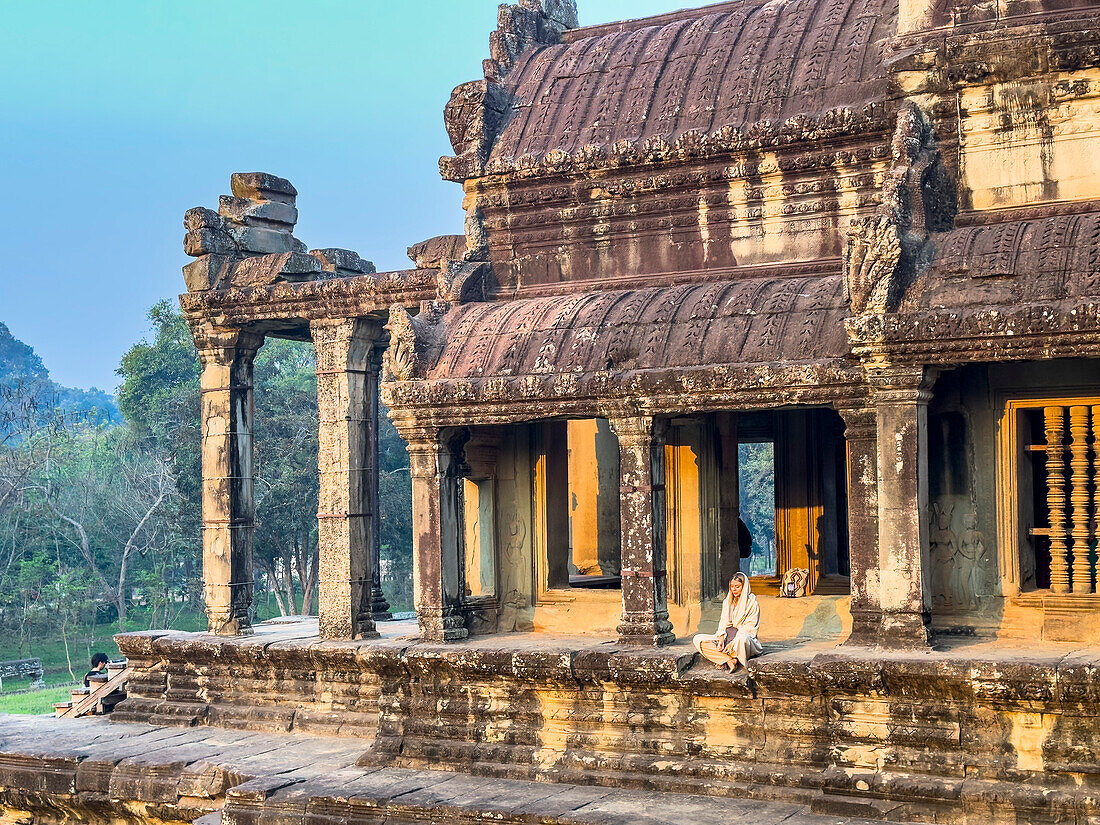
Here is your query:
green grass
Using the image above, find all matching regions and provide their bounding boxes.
[0,685,73,715]
[0,675,44,692]
[0,631,122,683]
[0,599,342,698]
[0,606,221,683]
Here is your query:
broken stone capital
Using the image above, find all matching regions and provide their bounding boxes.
[193,325,265,367]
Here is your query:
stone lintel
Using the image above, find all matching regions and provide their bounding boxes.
[178,267,438,336]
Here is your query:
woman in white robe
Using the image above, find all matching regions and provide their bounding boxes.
[692,573,763,672]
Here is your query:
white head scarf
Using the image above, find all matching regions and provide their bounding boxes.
[718,573,760,638]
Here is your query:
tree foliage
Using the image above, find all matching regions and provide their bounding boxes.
[0,301,417,658]
[738,442,777,576]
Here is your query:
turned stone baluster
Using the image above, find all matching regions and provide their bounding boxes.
[1093,405,1100,593]
[1045,406,1070,594]
[1069,406,1093,594]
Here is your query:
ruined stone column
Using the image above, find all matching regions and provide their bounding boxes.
[196,325,264,636]
[368,343,392,621]
[865,365,935,647]
[611,415,675,646]
[403,427,468,642]
[838,405,881,645]
[312,318,383,640]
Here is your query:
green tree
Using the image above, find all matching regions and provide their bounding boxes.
[35,424,178,628]
[738,442,776,576]
[115,303,414,619]
[117,302,203,609]
[253,339,321,615]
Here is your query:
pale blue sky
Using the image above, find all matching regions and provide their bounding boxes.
[0,0,693,391]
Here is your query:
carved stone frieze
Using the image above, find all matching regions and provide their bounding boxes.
[475,109,889,183]
[178,267,439,336]
[844,102,956,320]
[845,216,903,315]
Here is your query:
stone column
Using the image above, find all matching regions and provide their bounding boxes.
[368,343,392,621]
[403,427,468,642]
[196,325,264,636]
[611,415,675,646]
[312,319,384,640]
[856,365,935,647]
[838,404,881,645]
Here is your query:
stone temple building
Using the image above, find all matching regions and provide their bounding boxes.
[4,0,1100,823]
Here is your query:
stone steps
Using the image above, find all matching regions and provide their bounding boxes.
[0,714,907,825]
[222,768,908,825]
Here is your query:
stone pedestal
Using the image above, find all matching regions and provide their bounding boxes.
[404,427,468,642]
[611,416,674,646]
[312,319,382,640]
[196,325,264,636]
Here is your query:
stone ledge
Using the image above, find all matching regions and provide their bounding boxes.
[115,621,1100,700]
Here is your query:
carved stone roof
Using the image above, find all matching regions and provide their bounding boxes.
[488,0,897,168]
[423,276,851,382]
[845,208,1100,366]
[905,208,1100,311]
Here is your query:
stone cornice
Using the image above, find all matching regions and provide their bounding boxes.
[179,269,438,333]
[848,300,1100,365]
[886,8,1100,96]
[383,361,867,428]
[459,108,892,188]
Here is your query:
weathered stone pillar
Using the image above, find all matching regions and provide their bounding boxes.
[846,365,935,647]
[312,318,383,640]
[838,405,880,644]
[611,415,675,646]
[196,325,264,636]
[403,427,468,642]
[368,343,392,622]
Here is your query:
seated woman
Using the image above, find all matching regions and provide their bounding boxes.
[692,572,763,672]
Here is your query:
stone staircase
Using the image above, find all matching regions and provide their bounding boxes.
[0,715,914,825]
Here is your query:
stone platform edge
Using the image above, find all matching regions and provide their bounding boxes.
[109,629,1100,825]
[114,627,1100,702]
